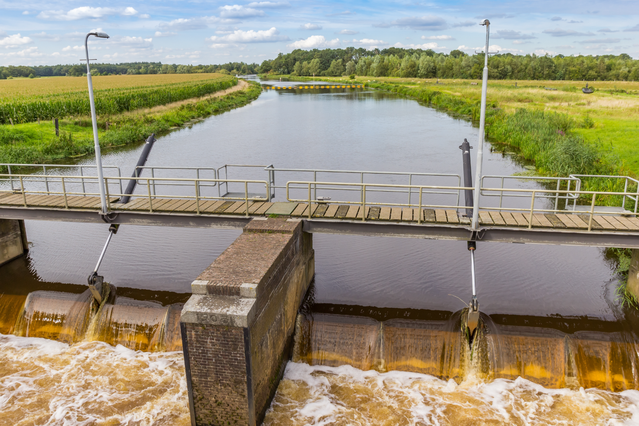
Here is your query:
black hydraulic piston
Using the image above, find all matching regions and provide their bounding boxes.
[120,133,156,204]
[459,139,473,217]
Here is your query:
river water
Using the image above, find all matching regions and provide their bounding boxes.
[1,80,638,424]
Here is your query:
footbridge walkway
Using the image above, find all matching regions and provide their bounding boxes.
[1,163,639,248]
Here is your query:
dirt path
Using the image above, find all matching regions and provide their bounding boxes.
[127,79,251,116]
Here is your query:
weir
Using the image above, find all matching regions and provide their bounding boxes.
[180,217,314,426]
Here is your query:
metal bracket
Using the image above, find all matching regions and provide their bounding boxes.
[100,212,119,224]
[87,272,103,304]
[469,229,486,241]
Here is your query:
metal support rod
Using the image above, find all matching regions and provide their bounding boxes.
[471,19,491,230]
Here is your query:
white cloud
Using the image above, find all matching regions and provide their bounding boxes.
[386,15,448,31]
[421,35,453,40]
[154,31,176,37]
[22,11,29,15]
[394,41,445,50]
[339,29,358,35]
[0,47,42,58]
[219,5,265,19]
[62,45,83,51]
[31,32,60,41]
[0,34,32,48]
[534,49,557,56]
[301,23,322,30]
[247,1,290,7]
[116,36,153,48]
[208,27,288,44]
[38,6,139,21]
[492,30,536,40]
[140,14,150,19]
[287,35,340,49]
[159,17,217,31]
[457,44,521,54]
[543,28,592,37]
[352,38,387,49]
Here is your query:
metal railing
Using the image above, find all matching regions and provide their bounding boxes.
[135,166,219,197]
[481,175,582,210]
[0,163,123,195]
[0,173,269,217]
[286,180,639,231]
[570,174,639,213]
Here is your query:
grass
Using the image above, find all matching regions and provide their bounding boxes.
[0,80,262,168]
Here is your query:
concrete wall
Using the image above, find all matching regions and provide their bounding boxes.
[180,217,314,426]
[0,219,27,266]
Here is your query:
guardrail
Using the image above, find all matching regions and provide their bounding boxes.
[135,166,219,197]
[0,173,269,217]
[481,175,582,210]
[570,174,639,213]
[286,180,639,231]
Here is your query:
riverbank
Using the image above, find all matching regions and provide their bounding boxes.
[0,80,261,167]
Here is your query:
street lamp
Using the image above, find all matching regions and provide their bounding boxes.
[471,19,490,231]
[84,31,110,215]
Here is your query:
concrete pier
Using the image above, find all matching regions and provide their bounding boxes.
[180,217,314,426]
[627,249,639,302]
[0,219,27,266]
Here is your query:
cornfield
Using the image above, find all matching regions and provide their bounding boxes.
[0,74,236,124]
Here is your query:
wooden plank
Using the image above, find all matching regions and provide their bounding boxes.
[225,202,246,214]
[248,202,264,214]
[124,199,151,211]
[511,213,529,227]
[314,204,329,217]
[445,210,460,224]
[358,206,371,219]
[117,197,148,210]
[228,202,250,214]
[390,208,402,221]
[555,214,580,229]
[545,214,566,228]
[576,214,603,230]
[175,200,198,213]
[435,209,447,223]
[478,211,493,225]
[159,199,189,211]
[532,214,553,228]
[291,204,307,217]
[368,206,381,220]
[200,200,225,213]
[621,216,639,230]
[567,214,589,229]
[603,215,628,230]
[488,211,506,226]
[324,204,339,218]
[612,215,639,231]
[335,205,349,219]
[499,212,517,226]
[593,215,617,231]
[379,207,391,221]
[459,216,471,225]
[213,200,236,214]
[401,208,413,222]
[0,194,24,205]
[345,206,359,219]
[254,202,273,215]
[423,209,436,223]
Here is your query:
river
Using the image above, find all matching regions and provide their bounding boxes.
[1,80,637,425]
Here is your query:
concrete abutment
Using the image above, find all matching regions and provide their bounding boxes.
[180,217,314,426]
[0,219,28,266]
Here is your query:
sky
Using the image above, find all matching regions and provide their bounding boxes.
[0,0,638,66]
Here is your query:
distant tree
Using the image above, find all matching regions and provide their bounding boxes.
[345,60,356,76]
[309,58,321,76]
[326,59,345,76]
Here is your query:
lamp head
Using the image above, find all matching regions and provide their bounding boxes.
[88,31,110,39]
[479,19,490,26]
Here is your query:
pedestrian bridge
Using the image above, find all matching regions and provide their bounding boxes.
[1,163,639,248]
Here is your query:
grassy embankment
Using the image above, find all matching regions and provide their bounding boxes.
[0,74,262,166]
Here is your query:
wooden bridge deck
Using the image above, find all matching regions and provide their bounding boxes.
[2,192,638,233]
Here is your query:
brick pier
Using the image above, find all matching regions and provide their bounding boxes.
[180,217,315,426]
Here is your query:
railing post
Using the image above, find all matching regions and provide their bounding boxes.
[147,179,153,212]
[196,169,201,199]
[555,179,560,212]
[588,193,596,232]
[151,168,156,196]
[565,179,571,210]
[44,165,51,195]
[308,183,312,219]
[79,167,85,196]
[362,184,366,221]
[245,181,249,216]
[19,176,26,207]
[196,180,201,214]
[527,190,536,229]
[105,178,111,211]
[623,178,629,211]
[499,176,504,208]
[62,176,68,209]
[408,174,412,205]
[418,187,423,224]
[8,165,14,192]
[313,171,317,201]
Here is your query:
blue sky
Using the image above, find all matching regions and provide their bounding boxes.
[0,0,638,66]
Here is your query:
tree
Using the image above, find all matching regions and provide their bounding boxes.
[345,60,356,76]
[292,61,303,76]
[326,59,345,76]
[309,58,321,76]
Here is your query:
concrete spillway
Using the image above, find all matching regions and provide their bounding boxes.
[0,288,182,352]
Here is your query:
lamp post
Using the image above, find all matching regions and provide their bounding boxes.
[84,31,110,215]
[471,20,491,231]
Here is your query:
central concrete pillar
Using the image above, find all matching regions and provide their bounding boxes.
[0,219,28,266]
[180,217,314,426]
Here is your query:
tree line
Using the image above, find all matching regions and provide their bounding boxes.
[2,48,637,81]
[259,47,638,81]
[0,62,260,79]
